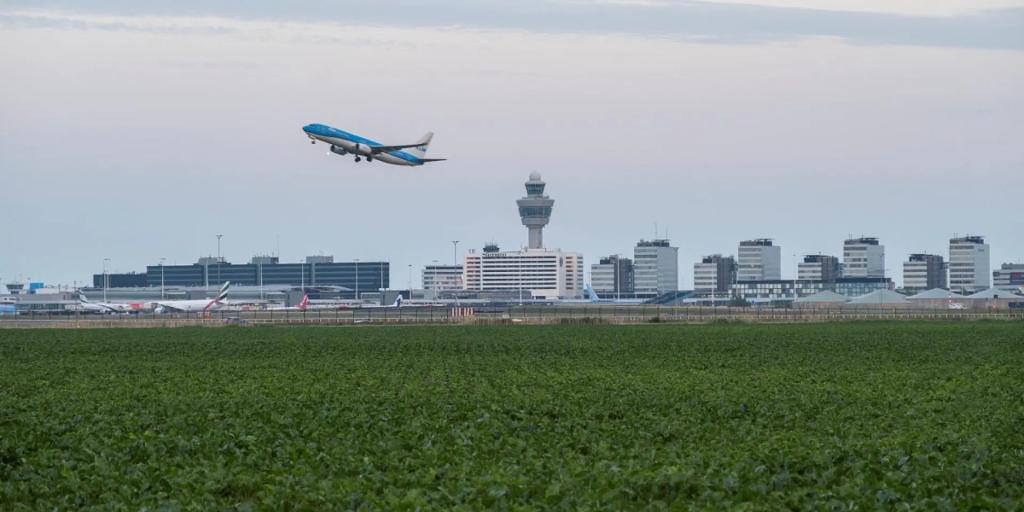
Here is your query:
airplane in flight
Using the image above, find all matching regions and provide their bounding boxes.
[153,282,230,313]
[302,124,445,166]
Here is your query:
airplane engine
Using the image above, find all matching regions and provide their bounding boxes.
[351,143,373,156]
[329,145,348,156]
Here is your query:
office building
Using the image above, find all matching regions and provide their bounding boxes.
[834,277,893,297]
[730,276,892,301]
[693,254,736,293]
[633,239,678,297]
[842,237,885,278]
[730,280,826,301]
[422,265,464,292]
[91,272,148,288]
[902,254,946,293]
[517,172,555,249]
[993,263,1024,292]
[137,256,388,298]
[798,255,840,282]
[591,255,634,296]
[463,244,583,299]
[737,239,781,282]
[948,235,990,294]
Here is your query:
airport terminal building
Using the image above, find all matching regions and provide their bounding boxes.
[95,255,389,299]
[463,245,583,300]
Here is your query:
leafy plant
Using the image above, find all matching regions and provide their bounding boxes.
[1,323,1021,509]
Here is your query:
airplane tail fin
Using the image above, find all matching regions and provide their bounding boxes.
[79,292,91,303]
[406,132,433,159]
[585,283,600,302]
[392,295,402,308]
[204,281,231,311]
[298,294,309,311]
[214,282,230,303]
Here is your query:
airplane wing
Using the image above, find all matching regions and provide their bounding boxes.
[370,143,428,153]
[416,158,447,162]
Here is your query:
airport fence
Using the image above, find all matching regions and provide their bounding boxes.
[1,305,1022,328]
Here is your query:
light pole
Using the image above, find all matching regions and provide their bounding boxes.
[451,240,460,266]
[616,254,622,301]
[216,234,223,286]
[102,258,110,302]
[407,264,412,298]
[380,262,385,305]
[159,257,166,299]
[518,252,523,306]
[431,260,439,299]
[354,259,360,301]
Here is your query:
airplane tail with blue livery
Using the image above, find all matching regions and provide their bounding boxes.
[407,132,433,159]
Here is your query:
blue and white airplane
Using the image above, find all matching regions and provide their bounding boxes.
[302,124,445,166]
[581,283,646,304]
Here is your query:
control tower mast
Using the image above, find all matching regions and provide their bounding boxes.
[517,172,554,249]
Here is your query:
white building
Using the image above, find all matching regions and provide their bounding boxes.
[633,239,678,296]
[902,254,946,293]
[842,237,885,278]
[422,265,464,292]
[464,245,583,300]
[737,239,781,282]
[591,255,633,295]
[949,235,990,294]
[992,263,1024,292]
[693,254,736,293]
[798,255,840,282]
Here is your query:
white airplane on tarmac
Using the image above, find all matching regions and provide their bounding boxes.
[267,294,311,312]
[561,284,646,304]
[302,124,445,166]
[355,296,404,308]
[153,282,230,313]
[78,293,138,314]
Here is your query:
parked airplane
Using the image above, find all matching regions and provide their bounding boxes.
[78,293,136,314]
[360,296,403,308]
[302,124,445,166]
[578,284,646,304]
[154,282,230,313]
[267,294,310,312]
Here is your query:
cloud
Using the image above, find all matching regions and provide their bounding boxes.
[691,0,1024,18]
[1,0,1022,50]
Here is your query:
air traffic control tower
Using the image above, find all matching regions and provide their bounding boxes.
[517,172,554,249]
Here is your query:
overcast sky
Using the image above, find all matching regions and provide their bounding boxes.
[1,1,1022,289]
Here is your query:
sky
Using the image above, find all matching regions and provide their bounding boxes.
[1,0,1022,290]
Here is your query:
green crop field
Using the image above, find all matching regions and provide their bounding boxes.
[1,323,1022,510]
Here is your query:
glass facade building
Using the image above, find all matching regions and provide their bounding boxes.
[139,259,388,297]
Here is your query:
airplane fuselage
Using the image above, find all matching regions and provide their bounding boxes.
[153,300,227,314]
[303,124,425,166]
